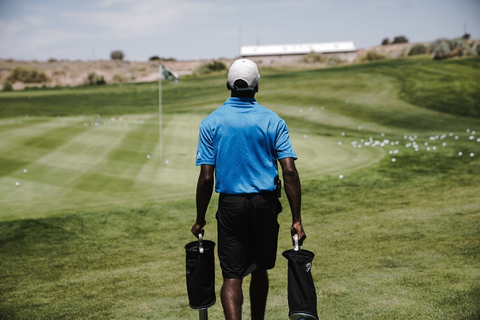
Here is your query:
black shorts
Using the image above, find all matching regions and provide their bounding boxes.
[216,192,282,279]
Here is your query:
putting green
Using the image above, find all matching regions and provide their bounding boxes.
[0,110,384,221]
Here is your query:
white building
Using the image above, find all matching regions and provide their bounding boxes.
[240,41,358,63]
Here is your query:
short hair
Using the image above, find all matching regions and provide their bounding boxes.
[233,79,249,91]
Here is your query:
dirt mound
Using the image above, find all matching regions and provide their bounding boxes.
[0,59,234,90]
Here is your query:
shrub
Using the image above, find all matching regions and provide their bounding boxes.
[7,66,50,83]
[149,56,176,61]
[431,40,450,60]
[87,72,95,85]
[48,58,57,63]
[301,52,325,63]
[429,38,446,53]
[112,74,127,83]
[474,42,480,55]
[325,57,342,66]
[430,38,475,60]
[392,36,408,44]
[361,51,386,62]
[87,72,106,85]
[95,76,106,85]
[194,60,227,74]
[2,81,13,91]
[448,38,475,57]
[381,38,390,45]
[111,50,124,60]
[408,44,428,56]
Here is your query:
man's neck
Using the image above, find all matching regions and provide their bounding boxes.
[231,92,256,99]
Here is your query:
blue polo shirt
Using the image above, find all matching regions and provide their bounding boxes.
[196,97,297,194]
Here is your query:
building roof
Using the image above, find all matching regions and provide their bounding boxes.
[240,41,357,57]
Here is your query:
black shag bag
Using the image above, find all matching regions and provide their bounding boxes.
[185,232,216,312]
[282,234,318,320]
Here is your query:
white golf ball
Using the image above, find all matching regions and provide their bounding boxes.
[477,138,480,142]
[469,136,474,140]
[341,132,345,136]
[15,182,20,186]
[470,153,475,157]
[358,126,362,130]
[391,158,396,162]
[165,160,170,164]
[338,141,342,145]
[147,155,151,159]
[23,169,27,173]
[458,152,463,156]
[304,135,308,139]
[339,174,343,179]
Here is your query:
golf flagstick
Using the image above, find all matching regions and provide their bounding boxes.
[158,64,162,159]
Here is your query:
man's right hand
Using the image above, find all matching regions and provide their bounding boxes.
[291,222,306,246]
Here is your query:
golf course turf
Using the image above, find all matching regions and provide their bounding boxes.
[0,56,479,319]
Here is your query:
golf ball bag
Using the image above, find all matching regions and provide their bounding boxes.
[282,248,318,320]
[185,239,216,310]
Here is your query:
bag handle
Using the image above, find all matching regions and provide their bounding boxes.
[198,229,205,253]
[294,234,300,251]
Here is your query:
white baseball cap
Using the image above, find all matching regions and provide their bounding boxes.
[227,59,260,91]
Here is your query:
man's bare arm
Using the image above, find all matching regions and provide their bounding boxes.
[279,157,306,245]
[191,164,215,238]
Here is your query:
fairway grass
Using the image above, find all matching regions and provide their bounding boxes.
[0,113,383,221]
[1,57,479,319]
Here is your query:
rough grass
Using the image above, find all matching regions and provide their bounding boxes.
[0,56,479,319]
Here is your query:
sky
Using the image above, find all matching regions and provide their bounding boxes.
[0,0,479,61]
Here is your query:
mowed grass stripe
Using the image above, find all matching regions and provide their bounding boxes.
[156,113,204,185]
[291,132,385,179]
[0,116,51,135]
[0,117,86,177]
[0,117,135,217]
[0,114,204,220]
[1,119,85,150]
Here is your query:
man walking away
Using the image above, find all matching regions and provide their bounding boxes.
[192,58,306,320]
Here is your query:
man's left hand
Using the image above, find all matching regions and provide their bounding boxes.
[191,220,206,238]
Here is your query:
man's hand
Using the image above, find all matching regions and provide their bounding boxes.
[191,220,206,238]
[291,221,306,246]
